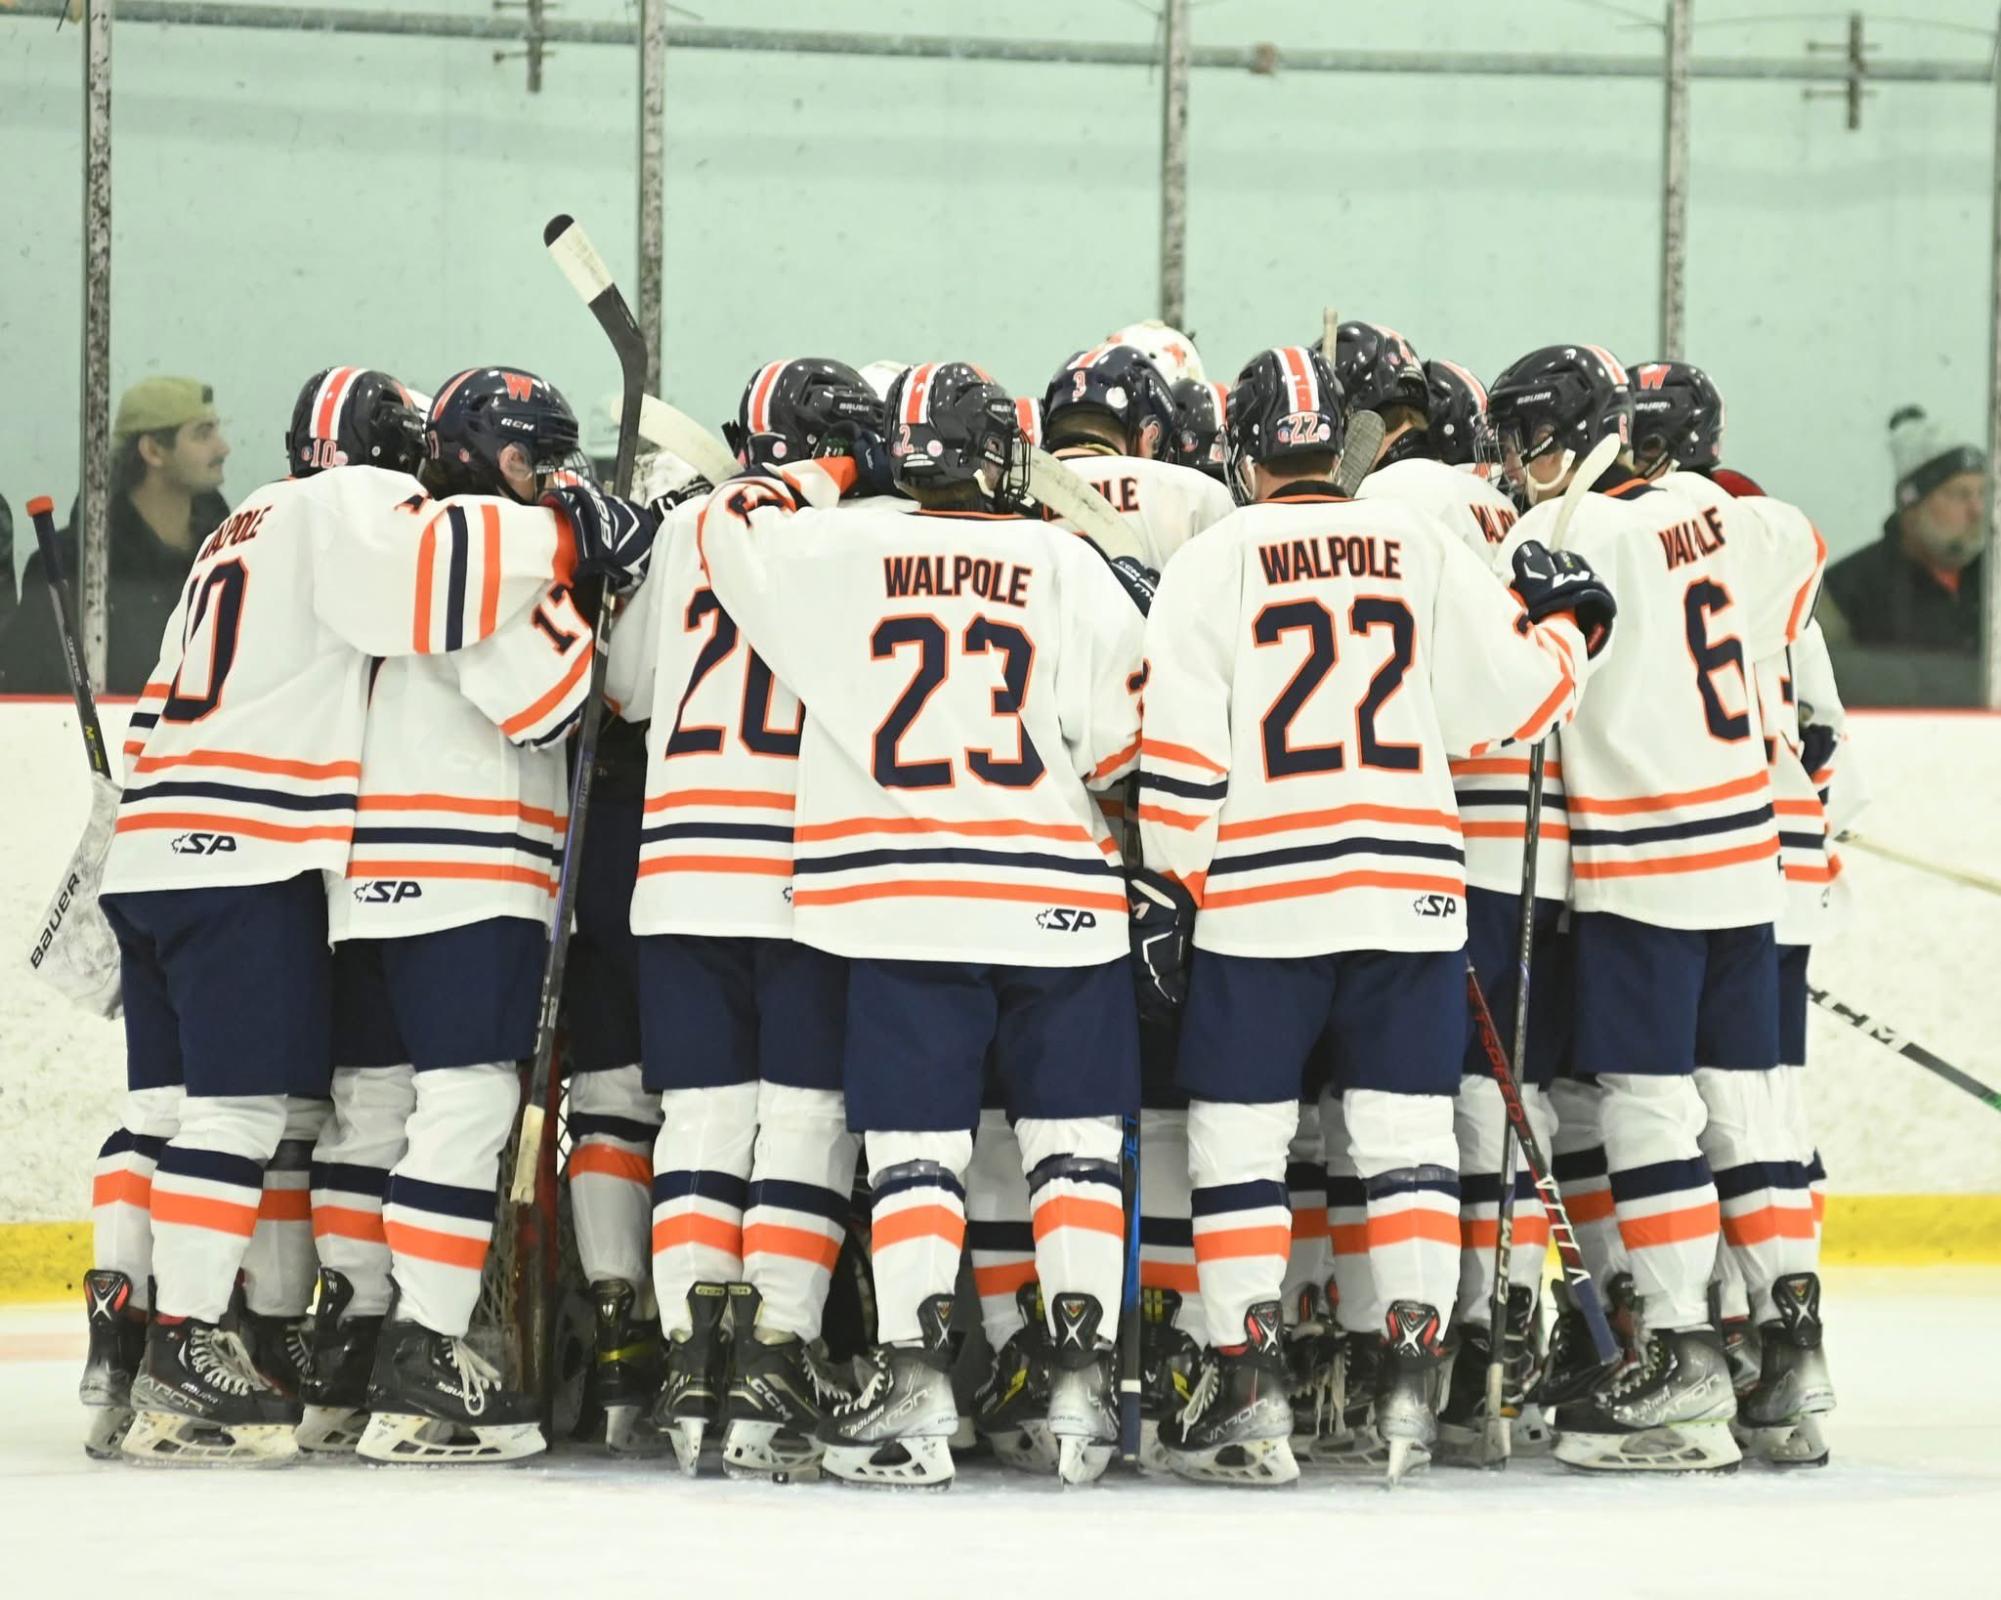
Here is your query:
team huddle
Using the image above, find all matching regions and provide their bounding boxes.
[63,316,1848,1491]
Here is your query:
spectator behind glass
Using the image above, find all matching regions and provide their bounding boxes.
[0,376,230,694]
[1820,406,1985,654]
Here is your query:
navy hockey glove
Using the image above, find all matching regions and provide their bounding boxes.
[543,479,658,593]
[1510,540,1616,658]
[1106,554,1158,617]
[813,421,896,499]
[1798,718,1837,781]
[1127,866,1197,1022]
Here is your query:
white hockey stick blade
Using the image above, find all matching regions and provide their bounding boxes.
[1026,449,1147,565]
[544,213,616,308]
[1334,411,1386,496]
[1839,831,2001,898]
[1550,434,1623,551]
[622,393,739,486]
[507,1103,546,1207]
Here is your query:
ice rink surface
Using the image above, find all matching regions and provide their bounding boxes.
[3,1269,1994,1600]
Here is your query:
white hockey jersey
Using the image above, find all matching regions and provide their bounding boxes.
[695,462,1145,967]
[107,467,575,897]
[334,580,594,941]
[1508,472,1826,931]
[1045,450,1237,572]
[1138,488,1594,959]
[1355,455,1569,900]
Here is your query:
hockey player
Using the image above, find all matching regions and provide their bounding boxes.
[1139,344,1615,1486]
[603,358,884,1478]
[1487,344,1824,1474]
[1169,378,1229,484]
[89,364,629,1466]
[685,361,1148,1488]
[1337,324,1556,1464]
[1423,358,1500,474]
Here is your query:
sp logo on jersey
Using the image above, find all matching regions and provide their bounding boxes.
[169,832,237,857]
[1036,908,1098,932]
[353,880,424,904]
[1411,893,1460,919]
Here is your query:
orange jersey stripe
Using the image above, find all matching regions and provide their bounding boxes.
[116,812,353,845]
[651,1213,744,1256]
[1451,756,1564,779]
[1328,1221,1369,1256]
[257,1189,312,1223]
[1460,1213,1551,1252]
[1031,1195,1126,1243]
[1565,770,1769,817]
[1720,1203,1817,1248]
[150,1190,259,1238]
[568,1145,651,1188]
[1562,1188,1616,1225]
[1200,869,1463,912]
[501,643,592,738]
[358,793,564,830]
[742,1222,844,1271]
[130,749,361,781]
[1141,738,1226,775]
[1137,803,1207,832]
[1783,862,1837,884]
[870,1204,967,1253]
[793,815,1094,845]
[644,788,796,813]
[1773,798,1826,818]
[344,859,557,891]
[384,1218,492,1271]
[1784,524,1828,644]
[91,1170,152,1210]
[1461,820,1572,841]
[792,879,1127,912]
[1618,1201,1721,1250]
[478,504,502,640]
[1365,1207,1462,1250]
[1290,1206,1330,1241]
[1090,737,1142,781]
[414,519,437,652]
[1509,656,1576,745]
[1574,835,1780,881]
[971,1260,1040,1299]
[1217,803,1461,842]
[312,1205,387,1246]
[637,855,793,879]
[1191,1224,1292,1262]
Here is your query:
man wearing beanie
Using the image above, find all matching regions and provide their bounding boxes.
[1820,406,1985,656]
[0,376,231,693]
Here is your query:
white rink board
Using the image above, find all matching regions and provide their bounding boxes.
[2,700,1999,1223]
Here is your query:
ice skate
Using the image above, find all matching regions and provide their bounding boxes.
[122,1316,302,1467]
[818,1294,961,1489]
[649,1281,729,1476]
[1719,1316,1763,1398]
[1737,1272,1834,1468]
[1158,1301,1298,1487]
[972,1283,1056,1474]
[1135,1288,1199,1473]
[1045,1292,1117,1486]
[78,1269,144,1461]
[356,1317,545,1464]
[1308,1331,1387,1472]
[296,1269,381,1454]
[1553,1325,1741,1474]
[590,1278,665,1456]
[1438,1286,1550,1467]
[1539,1278,1626,1408]
[1284,1285,1339,1453]
[721,1282,855,1481]
[1377,1300,1447,1486]
[237,1306,313,1400]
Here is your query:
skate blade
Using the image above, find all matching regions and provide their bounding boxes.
[1137,1419,1173,1475]
[1512,1404,1554,1456]
[1309,1429,1391,1473]
[83,1405,132,1461]
[356,1411,545,1465]
[721,1421,823,1483]
[984,1420,1059,1475]
[1435,1420,1507,1471]
[667,1418,707,1477]
[1164,1435,1300,1488]
[821,1434,955,1489]
[1737,1415,1830,1469]
[603,1404,671,1459]
[296,1405,365,1455]
[1554,1419,1742,1474]
[1384,1436,1432,1486]
[121,1409,299,1468]
[1055,1435,1114,1486]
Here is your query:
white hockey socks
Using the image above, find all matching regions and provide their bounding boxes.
[384,1063,519,1339]
[567,1064,661,1292]
[150,1094,289,1323]
[1452,1076,1554,1326]
[1547,1076,1628,1286]
[966,1109,1037,1349]
[1346,1088,1460,1319]
[1187,1099,1294,1343]
[743,1082,859,1340]
[866,1130,973,1346]
[1139,1106,1207,1347]
[1696,1065,1817,1324]
[1018,1115,1126,1345]
[91,1086,182,1313]
[650,1081,758,1337]
[1282,1100,1333,1323]
[239,1096,328,1317]
[1598,1072,1718,1332]
[1318,1090,1378,1337]
[310,1066,416,1318]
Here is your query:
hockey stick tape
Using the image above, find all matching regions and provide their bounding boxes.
[545,215,615,305]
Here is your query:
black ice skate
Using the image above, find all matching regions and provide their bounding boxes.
[590,1277,664,1456]
[721,1282,855,1482]
[1437,1284,1551,1468]
[1737,1272,1834,1468]
[1284,1284,1339,1453]
[1719,1316,1764,1398]
[817,1294,961,1488]
[237,1306,313,1400]
[649,1281,730,1475]
[1376,1300,1448,1485]
[1045,1292,1117,1486]
[79,1269,145,1460]
[296,1269,381,1454]
[123,1315,301,1467]
[1553,1325,1740,1474]
[1136,1287,1199,1473]
[1309,1330,1386,1472]
[1158,1301,1298,1487]
[357,1317,545,1464]
[1538,1275,1629,1408]
[972,1283,1056,1474]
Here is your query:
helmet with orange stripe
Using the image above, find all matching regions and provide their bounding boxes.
[1329,321,1429,468]
[1223,345,1346,506]
[1169,378,1228,482]
[883,361,1021,506]
[1627,359,1725,480]
[422,367,580,503]
[1042,344,1176,460]
[1422,358,1496,470]
[1488,343,1633,506]
[725,357,882,471]
[285,367,424,479]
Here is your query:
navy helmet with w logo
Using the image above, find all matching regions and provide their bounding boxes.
[1628,359,1725,478]
[424,366,580,501]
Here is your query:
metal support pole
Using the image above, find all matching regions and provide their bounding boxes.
[638,0,667,393]
[1158,0,1190,329]
[1984,9,2001,708]
[81,0,113,689]
[1659,0,1691,360]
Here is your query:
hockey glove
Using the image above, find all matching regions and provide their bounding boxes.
[1127,866,1197,1022]
[543,479,659,594]
[1509,540,1616,658]
[1106,554,1159,617]
[1798,718,1837,781]
[813,421,896,499]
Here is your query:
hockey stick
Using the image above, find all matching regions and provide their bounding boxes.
[1806,985,2001,1114]
[1480,430,1624,1447]
[508,214,648,1417]
[1333,411,1385,498]
[1117,1105,1143,1462]
[1838,831,2001,900]
[26,496,113,779]
[620,390,740,485]
[1026,449,1150,567]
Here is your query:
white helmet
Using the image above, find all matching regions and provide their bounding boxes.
[1103,320,1205,386]
[859,360,913,403]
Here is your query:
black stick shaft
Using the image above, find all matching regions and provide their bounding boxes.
[27,497,113,779]
[1806,985,2001,1112]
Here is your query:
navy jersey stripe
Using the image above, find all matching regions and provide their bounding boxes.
[641,820,795,847]
[445,506,470,651]
[122,779,358,813]
[350,825,561,861]
[1137,770,1229,802]
[792,845,1116,878]
[1570,804,1774,851]
[1209,833,1464,879]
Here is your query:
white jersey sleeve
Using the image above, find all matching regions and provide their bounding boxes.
[449,582,595,749]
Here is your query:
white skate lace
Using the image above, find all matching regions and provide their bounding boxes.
[835,1354,892,1417]
[190,1328,258,1397]
[1180,1355,1221,1427]
[448,1336,503,1416]
[1606,1335,1668,1399]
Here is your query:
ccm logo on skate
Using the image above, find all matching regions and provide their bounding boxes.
[353,880,424,904]
[1036,908,1098,932]
[1411,893,1459,918]
[169,832,237,856]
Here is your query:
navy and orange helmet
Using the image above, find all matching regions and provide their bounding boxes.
[1042,343,1176,459]
[1423,358,1496,469]
[423,366,579,500]
[725,357,881,470]
[1224,345,1346,504]
[884,361,1020,499]
[286,367,424,479]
